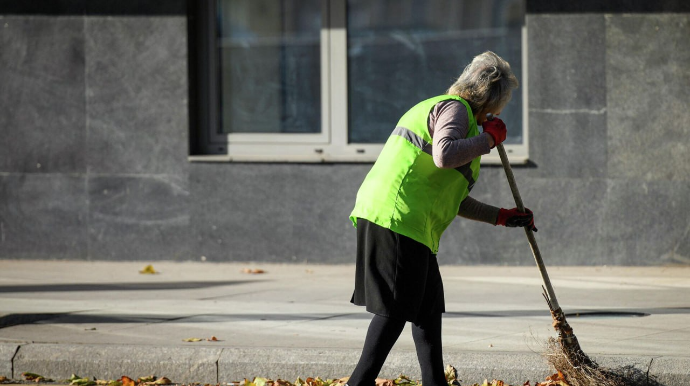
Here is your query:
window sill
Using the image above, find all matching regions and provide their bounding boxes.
[188,146,529,165]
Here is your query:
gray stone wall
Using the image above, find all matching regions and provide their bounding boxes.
[1,7,688,265]
[466,13,690,266]
[0,14,190,261]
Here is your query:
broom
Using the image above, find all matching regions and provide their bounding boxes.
[489,114,624,386]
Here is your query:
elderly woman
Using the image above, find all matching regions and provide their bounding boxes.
[347,51,536,386]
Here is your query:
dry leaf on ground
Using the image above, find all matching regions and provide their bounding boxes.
[145,377,171,385]
[139,265,158,274]
[242,268,266,274]
[119,376,137,386]
[22,372,53,383]
[375,378,394,386]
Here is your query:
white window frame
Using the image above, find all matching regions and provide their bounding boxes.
[189,0,529,164]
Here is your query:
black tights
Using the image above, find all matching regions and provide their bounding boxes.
[348,313,446,386]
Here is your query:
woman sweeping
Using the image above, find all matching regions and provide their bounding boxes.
[347,51,537,386]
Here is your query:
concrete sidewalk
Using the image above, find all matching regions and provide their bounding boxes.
[0,261,689,385]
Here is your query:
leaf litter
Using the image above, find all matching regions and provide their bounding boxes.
[11,366,570,386]
[182,336,220,342]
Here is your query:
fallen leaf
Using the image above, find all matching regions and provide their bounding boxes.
[535,373,571,386]
[70,375,96,386]
[331,378,348,386]
[145,377,172,385]
[444,365,458,383]
[375,378,394,386]
[65,374,81,382]
[395,375,416,386]
[120,376,136,386]
[208,336,219,341]
[304,377,321,386]
[137,376,156,383]
[22,373,43,381]
[22,372,53,382]
[183,337,204,342]
[242,268,265,274]
[139,265,158,274]
[0,376,8,382]
[253,377,270,386]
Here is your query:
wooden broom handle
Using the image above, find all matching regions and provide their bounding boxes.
[487,113,561,311]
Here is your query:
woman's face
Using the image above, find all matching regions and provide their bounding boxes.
[475,108,502,125]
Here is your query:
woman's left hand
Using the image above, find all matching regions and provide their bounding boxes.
[496,207,537,232]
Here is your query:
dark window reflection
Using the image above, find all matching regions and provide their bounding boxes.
[347,0,524,144]
[218,0,321,134]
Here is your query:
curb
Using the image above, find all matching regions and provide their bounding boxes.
[0,344,18,379]
[11,344,220,384]
[3,343,690,385]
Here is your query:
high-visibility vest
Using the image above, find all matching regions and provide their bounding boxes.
[350,95,481,253]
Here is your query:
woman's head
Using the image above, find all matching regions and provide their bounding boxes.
[446,51,519,117]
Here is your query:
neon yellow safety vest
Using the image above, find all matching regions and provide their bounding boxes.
[350,95,481,254]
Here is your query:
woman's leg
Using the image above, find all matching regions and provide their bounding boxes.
[412,312,446,386]
[348,314,406,386]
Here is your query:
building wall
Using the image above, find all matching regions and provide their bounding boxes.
[1,2,688,265]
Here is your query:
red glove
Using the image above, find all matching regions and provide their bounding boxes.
[482,118,507,148]
[496,207,537,232]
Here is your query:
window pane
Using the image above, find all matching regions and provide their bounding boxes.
[218,0,321,134]
[347,0,524,144]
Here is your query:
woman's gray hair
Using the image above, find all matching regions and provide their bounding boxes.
[446,51,519,115]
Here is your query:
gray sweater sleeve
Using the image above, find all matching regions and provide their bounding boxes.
[427,100,499,225]
[458,196,500,225]
[428,100,492,169]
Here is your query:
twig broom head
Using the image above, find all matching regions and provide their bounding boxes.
[544,302,625,386]
[543,337,626,386]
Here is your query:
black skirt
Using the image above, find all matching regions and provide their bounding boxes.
[351,218,445,324]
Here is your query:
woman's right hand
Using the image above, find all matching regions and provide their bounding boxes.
[482,118,507,148]
[496,207,537,232]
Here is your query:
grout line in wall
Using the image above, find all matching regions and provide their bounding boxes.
[529,108,607,115]
[83,15,91,262]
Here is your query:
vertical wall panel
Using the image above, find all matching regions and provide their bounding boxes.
[87,175,190,261]
[525,14,608,180]
[85,17,189,175]
[0,174,88,259]
[0,16,86,174]
[606,14,690,182]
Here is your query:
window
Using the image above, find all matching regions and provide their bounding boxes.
[190,0,528,163]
